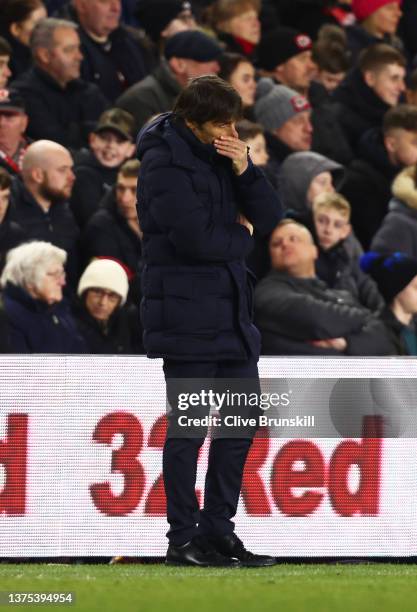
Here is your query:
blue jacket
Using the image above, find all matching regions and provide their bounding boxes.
[2,283,87,353]
[136,113,282,361]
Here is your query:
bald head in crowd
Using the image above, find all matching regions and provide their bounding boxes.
[269,220,318,278]
[22,140,75,210]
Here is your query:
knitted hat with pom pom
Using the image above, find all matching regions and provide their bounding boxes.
[360,251,417,303]
[352,0,402,22]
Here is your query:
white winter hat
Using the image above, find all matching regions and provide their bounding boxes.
[77,259,129,305]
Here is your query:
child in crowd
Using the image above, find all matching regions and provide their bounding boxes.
[236,119,269,166]
[360,251,417,355]
[70,108,136,228]
[312,36,350,93]
[312,191,384,312]
[237,119,274,280]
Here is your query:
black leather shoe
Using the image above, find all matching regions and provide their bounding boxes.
[209,533,277,567]
[166,538,239,567]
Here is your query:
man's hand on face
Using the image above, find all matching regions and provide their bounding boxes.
[214,136,249,176]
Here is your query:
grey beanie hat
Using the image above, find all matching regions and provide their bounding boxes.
[254,79,311,132]
[279,152,344,214]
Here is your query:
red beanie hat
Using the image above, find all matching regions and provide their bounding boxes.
[352,0,401,21]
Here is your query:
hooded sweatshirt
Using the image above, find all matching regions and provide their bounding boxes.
[278,151,344,215]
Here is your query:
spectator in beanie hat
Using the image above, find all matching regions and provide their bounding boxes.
[256,26,352,164]
[360,251,417,354]
[257,26,315,96]
[70,108,136,227]
[0,88,30,176]
[136,0,196,45]
[116,30,222,132]
[254,80,312,170]
[347,0,403,62]
[74,257,143,354]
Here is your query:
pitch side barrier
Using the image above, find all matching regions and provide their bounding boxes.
[1,355,417,558]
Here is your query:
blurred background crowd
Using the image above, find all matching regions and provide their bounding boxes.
[1,0,417,356]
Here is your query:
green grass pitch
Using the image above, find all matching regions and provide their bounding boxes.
[1,563,417,612]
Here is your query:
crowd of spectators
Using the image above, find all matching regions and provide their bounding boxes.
[1,0,417,356]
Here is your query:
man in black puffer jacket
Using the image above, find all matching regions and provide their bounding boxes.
[137,76,282,568]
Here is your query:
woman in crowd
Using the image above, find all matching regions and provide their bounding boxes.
[218,53,256,117]
[0,241,86,353]
[203,0,261,60]
[73,258,143,354]
[347,0,403,62]
[0,0,47,79]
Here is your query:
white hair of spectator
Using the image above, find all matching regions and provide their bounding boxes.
[30,17,78,55]
[1,241,67,291]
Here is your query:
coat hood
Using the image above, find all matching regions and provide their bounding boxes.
[392,166,417,210]
[279,151,344,214]
[136,111,199,171]
[136,112,170,159]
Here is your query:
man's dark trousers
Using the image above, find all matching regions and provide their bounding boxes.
[163,355,259,545]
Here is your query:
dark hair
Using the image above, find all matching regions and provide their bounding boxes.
[218,52,251,82]
[0,0,44,28]
[383,104,417,134]
[173,75,243,125]
[236,119,264,140]
[0,167,12,191]
[407,67,417,92]
[118,159,140,179]
[312,40,350,74]
[359,44,406,74]
[317,24,347,47]
[0,36,12,56]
